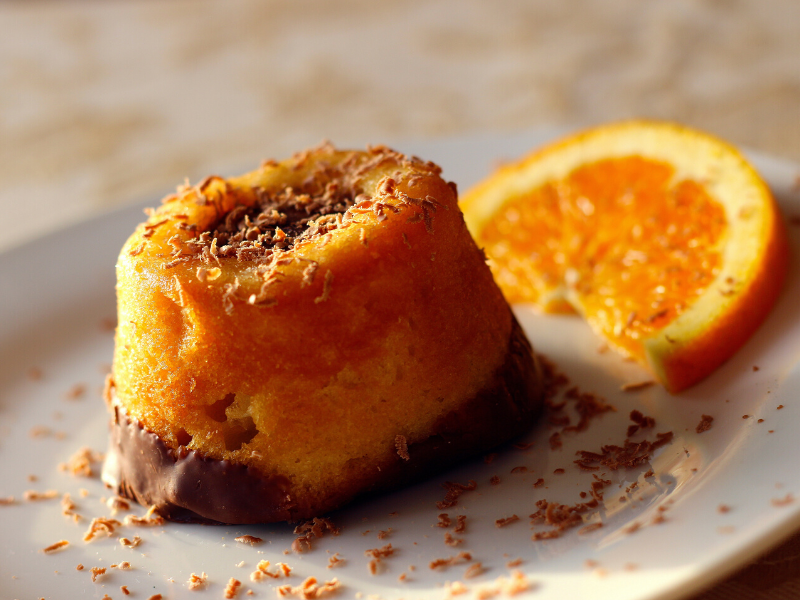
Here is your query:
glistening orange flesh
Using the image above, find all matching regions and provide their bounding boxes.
[480,156,727,362]
[462,121,789,392]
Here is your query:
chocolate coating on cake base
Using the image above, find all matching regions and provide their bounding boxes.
[102,316,544,524]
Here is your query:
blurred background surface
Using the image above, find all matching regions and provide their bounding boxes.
[1,2,799,597]
[1,0,798,252]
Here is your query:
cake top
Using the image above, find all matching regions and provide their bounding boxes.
[133,143,446,269]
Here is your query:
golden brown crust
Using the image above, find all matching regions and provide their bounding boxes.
[102,318,543,524]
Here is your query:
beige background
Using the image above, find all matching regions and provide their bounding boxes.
[2,1,799,597]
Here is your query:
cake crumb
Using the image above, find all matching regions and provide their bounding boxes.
[506,558,523,568]
[91,567,107,582]
[533,478,544,488]
[76,564,84,570]
[718,504,731,513]
[484,453,498,464]
[490,475,501,485]
[444,532,463,546]
[0,496,15,505]
[377,528,392,539]
[510,466,527,474]
[121,585,131,595]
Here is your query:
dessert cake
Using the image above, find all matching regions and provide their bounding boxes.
[103,143,545,524]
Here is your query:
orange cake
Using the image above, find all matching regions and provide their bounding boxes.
[102,144,545,524]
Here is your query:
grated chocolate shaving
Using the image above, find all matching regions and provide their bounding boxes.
[59,447,104,477]
[435,514,451,528]
[23,489,59,501]
[64,383,86,400]
[119,535,142,548]
[292,517,340,553]
[395,435,410,461]
[453,515,467,534]
[429,552,472,570]
[276,575,341,599]
[224,577,242,599]
[464,563,485,579]
[495,515,519,528]
[42,540,69,553]
[364,544,394,559]
[235,535,263,546]
[696,414,714,433]
[327,553,345,569]
[621,380,655,392]
[436,480,477,509]
[574,432,674,471]
[83,517,121,542]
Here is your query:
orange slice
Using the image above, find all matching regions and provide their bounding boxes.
[461,121,789,392]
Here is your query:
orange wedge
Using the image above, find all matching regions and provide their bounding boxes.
[461,121,789,392]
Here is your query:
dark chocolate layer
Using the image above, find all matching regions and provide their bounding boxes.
[102,316,544,524]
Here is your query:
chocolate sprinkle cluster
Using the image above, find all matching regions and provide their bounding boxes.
[192,163,365,261]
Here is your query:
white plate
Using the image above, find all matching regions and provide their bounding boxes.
[1,131,799,600]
